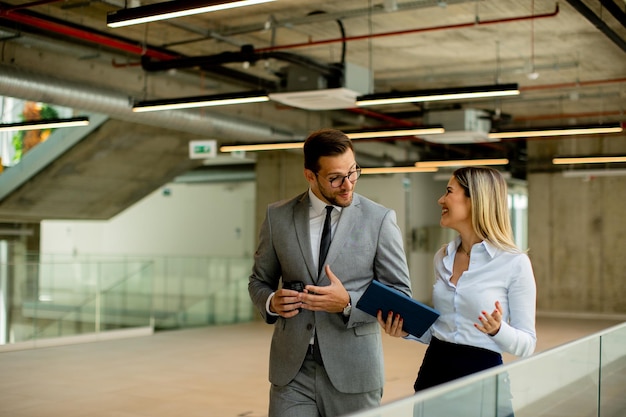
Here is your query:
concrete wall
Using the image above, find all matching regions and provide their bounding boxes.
[527,137,626,315]
[529,173,626,315]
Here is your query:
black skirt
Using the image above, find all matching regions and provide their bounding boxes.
[414,336,503,392]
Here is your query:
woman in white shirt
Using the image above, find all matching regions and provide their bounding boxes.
[378,166,537,393]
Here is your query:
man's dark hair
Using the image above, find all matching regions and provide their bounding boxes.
[303,128,354,173]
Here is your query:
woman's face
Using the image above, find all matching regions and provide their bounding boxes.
[437,176,471,231]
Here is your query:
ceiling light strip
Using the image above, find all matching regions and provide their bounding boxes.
[0,116,90,132]
[346,127,445,139]
[553,156,626,165]
[219,127,447,152]
[489,123,623,139]
[107,0,276,28]
[361,167,438,174]
[356,83,519,107]
[415,158,509,168]
[220,142,304,152]
[132,91,270,112]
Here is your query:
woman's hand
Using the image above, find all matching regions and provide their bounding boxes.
[475,301,503,336]
[377,310,409,337]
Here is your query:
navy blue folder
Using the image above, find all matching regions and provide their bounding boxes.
[356,280,440,337]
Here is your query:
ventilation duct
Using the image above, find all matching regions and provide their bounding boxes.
[423,108,495,144]
[0,64,293,142]
[269,62,373,110]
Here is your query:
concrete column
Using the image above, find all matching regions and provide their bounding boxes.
[253,151,306,243]
[527,137,626,316]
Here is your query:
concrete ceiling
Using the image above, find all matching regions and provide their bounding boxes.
[0,0,624,221]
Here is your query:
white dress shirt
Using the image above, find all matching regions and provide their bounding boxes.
[409,236,537,357]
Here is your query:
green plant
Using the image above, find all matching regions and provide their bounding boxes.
[11,103,60,163]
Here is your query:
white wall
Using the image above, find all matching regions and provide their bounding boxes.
[41,181,257,257]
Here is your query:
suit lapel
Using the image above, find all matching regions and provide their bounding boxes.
[294,192,317,282]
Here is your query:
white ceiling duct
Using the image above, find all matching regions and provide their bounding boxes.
[423,108,496,144]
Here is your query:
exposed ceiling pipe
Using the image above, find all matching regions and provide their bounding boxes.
[2,3,559,80]
[565,0,626,53]
[0,6,178,61]
[255,5,560,53]
[0,6,278,90]
[512,110,624,122]
[0,1,596,148]
[519,77,626,92]
[140,46,342,82]
[0,63,294,142]
[218,0,476,37]
[598,0,626,28]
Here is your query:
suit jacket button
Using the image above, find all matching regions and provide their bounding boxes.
[306,323,313,331]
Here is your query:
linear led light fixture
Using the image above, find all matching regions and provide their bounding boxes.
[415,158,509,168]
[219,127,447,152]
[0,116,90,132]
[132,91,270,112]
[220,142,304,152]
[107,0,276,28]
[356,83,519,107]
[489,123,623,139]
[361,166,438,174]
[553,156,626,165]
[345,126,445,139]
[434,171,512,181]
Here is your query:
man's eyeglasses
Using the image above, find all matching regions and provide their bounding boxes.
[317,167,362,188]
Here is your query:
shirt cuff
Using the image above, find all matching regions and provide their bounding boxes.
[266,292,279,316]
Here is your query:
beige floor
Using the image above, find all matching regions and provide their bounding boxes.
[0,316,622,417]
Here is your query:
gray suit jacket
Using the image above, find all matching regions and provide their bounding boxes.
[248,191,412,394]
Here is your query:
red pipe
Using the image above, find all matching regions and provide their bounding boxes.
[3,3,559,66]
[347,107,416,126]
[2,10,178,61]
[7,2,618,135]
[512,110,624,122]
[520,77,626,92]
[256,5,560,53]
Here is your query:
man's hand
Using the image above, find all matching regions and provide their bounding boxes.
[270,289,303,318]
[298,265,349,313]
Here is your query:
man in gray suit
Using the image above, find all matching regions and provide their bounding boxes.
[249,128,412,417]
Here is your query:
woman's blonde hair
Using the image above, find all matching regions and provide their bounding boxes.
[453,166,519,252]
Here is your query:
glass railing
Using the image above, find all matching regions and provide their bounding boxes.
[347,322,626,417]
[1,254,255,347]
[148,255,255,329]
[2,259,154,345]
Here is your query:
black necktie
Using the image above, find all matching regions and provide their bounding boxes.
[318,205,333,274]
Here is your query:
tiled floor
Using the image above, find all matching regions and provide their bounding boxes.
[0,317,622,417]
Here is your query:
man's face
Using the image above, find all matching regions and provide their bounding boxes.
[306,149,358,208]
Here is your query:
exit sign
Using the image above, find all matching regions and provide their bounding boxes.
[189,140,217,159]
